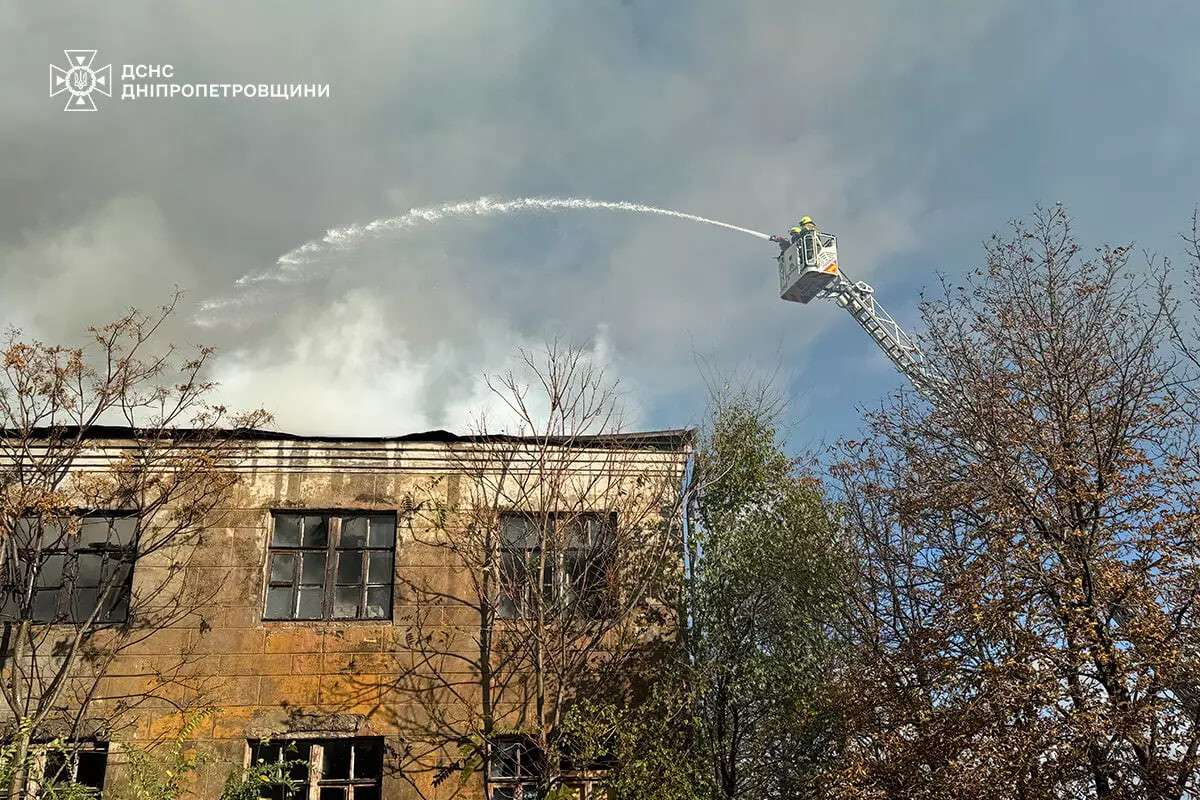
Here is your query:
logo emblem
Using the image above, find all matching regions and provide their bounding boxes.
[49,50,112,111]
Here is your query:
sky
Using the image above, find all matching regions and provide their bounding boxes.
[2,1,1199,447]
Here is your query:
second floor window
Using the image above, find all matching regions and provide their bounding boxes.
[1,514,136,624]
[264,512,395,621]
[498,513,615,620]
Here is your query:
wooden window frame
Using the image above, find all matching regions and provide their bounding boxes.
[249,737,384,800]
[263,512,396,622]
[497,512,617,620]
[487,736,599,800]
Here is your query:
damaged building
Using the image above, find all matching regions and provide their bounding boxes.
[0,425,691,799]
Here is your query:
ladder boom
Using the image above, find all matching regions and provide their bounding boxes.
[821,276,945,399]
[775,235,944,400]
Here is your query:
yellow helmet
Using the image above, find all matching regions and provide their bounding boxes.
[799,215,814,226]
[789,226,804,235]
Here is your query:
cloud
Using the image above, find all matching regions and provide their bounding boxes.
[4,1,1198,441]
[0,195,195,339]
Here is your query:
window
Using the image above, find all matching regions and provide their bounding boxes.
[487,737,598,800]
[31,741,108,796]
[498,513,615,620]
[250,738,384,800]
[802,231,816,265]
[264,513,395,621]
[1,514,136,624]
[488,737,543,800]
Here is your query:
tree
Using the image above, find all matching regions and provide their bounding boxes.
[683,387,846,800]
[378,342,690,799]
[831,206,1200,800]
[559,387,847,800]
[0,295,269,796]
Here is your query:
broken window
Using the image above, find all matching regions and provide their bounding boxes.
[28,740,108,797]
[250,738,384,800]
[488,736,543,800]
[487,737,600,800]
[264,513,395,621]
[1,514,136,625]
[497,512,616,620]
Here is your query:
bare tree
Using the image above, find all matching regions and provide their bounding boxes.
[829,206,1200,800]
[0,295,269,796]
[380,342,689,799]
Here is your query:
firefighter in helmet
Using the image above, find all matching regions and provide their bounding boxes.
[770,216,818,253]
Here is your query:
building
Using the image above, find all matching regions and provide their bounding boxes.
[0,426,691,799]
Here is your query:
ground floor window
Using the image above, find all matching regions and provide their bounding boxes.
[23,740,109,797]
[487,737,604,800]
[250,738,384,800]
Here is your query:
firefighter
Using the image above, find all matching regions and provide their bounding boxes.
[770,216,817,253]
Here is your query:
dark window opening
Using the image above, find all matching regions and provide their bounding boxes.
[250,738,383,800]
[498,513,615,620]
[264,513,395,621]
[2,514,136,625]
[39,740,108,794]
[488,736,543,800]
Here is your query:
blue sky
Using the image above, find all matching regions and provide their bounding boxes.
[2,1,1198,446]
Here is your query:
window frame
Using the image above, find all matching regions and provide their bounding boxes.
[3,512,138,626]
[802,231,817,265]
[496,512,617,620]
[28,739,109,797]
[263,511,396,622]
[487,736,599,800]
[248,737,384,800]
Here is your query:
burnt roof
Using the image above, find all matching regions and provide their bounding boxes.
[14,425,694,451]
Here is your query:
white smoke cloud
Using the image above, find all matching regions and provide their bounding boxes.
[211,288,638,435]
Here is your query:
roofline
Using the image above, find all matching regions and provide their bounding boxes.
[9,425,695,451]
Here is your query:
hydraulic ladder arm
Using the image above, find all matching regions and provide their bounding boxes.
[775,236,945,400]
[818,275,946,401]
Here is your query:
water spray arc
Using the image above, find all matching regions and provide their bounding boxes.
[244,196,771,285]
[220,193,933,403]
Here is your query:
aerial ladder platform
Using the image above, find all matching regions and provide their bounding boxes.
[776,230,945,400]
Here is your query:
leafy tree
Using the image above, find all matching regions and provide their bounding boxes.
[831,206,1200,800]
[684,390,846,800]
[576,390,846,800]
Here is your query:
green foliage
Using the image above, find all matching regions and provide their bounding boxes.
[106,712,210,800]
[0,719,35,796]
[563,686,710,800]
[217,745,306,800]
[687,392,847,799]
[101,718,304,800]
[561,392,846,800]
[429,734,485,791]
